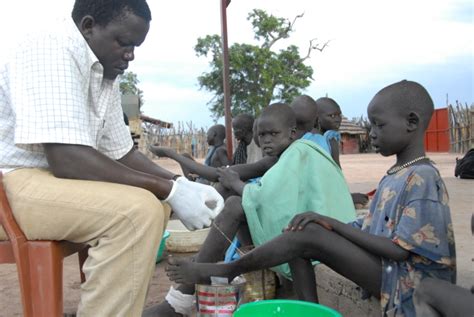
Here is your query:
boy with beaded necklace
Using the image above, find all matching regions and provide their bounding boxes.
[166,80,456,317]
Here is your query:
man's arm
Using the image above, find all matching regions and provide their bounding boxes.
[118,147,175,179]
[44,144,172,199]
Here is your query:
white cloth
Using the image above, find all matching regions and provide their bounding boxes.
[0,18,133,171]
[165,286,195,316]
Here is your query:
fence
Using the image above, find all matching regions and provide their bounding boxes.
[449,102,473,153]
[139,121,210,159]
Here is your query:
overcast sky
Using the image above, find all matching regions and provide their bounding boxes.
[2,0,472,129]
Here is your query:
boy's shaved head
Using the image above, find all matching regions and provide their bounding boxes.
[316,97,340,114]
[232,114,254,131]
[291,95,318,116]
[260,103,296,129]
[290,95,318,135]
[373,80,434,129]
[209,124,226,139]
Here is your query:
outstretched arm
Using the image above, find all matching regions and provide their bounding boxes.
[150,145,221,181]
[150,145,278,182]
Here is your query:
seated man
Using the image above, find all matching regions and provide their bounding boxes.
[0,1,223,315]
[146,103,356,316]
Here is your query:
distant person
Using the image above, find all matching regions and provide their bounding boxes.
[149,103,355,316]
[232,114,252,165]
[0,1,223,316]
[166,80,457,317]
[191,135,198,158]
[314,97,344,167]
[316,97,369,207]
[291,95,338,161]
[165,124,230,184]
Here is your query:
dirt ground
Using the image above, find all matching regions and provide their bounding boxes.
[0,153,472,316]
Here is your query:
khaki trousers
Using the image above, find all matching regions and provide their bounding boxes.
[0,168,170,317]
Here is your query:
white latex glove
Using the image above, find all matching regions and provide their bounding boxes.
[165,177,224,230]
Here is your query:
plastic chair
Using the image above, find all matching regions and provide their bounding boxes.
[0,172,89,317]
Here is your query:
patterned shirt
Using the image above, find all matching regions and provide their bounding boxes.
[0,18,132,172]
[353,163,456,316]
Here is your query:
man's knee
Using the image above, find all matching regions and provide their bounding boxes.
[126,189,166,234]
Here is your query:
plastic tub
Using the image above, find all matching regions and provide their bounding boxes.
[156,230,170,263]
[233,299,342,317]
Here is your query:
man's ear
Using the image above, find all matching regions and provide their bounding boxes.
[78,15,96,41]
[406,112,420,132]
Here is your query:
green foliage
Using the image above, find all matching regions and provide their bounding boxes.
[119,71,144,107]
[195,9,322,119]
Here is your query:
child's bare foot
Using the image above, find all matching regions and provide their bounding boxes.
[165,257,222,285]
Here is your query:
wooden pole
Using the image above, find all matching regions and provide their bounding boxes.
[220,0,233,161]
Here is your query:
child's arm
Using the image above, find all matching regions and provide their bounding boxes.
[329,138,341,167]
[150,146,278,182]
[288,212,410,262]
[230,156,278,180]
[216,167,246,196]
[150,145,220,181]
[214,147,231,168]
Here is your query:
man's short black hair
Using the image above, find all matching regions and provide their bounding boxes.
[72,0,152,26]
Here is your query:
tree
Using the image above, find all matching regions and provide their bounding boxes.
[119,71,144,107]
[195,9,328,119]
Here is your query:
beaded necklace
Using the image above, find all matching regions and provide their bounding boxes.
[386,156,429,175]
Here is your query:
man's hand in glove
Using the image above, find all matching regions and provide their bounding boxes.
[164,177,224,230]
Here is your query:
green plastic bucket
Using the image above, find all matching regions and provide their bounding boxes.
[156,230,170,263]
[233,299,341,317]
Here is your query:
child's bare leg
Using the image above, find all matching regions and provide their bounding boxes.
[288,258,318,302]
[167,222,382,298]
[170,196,246,287]
[145,196,247,316]
[413,278,474,316]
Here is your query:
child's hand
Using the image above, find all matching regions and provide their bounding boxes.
[286,212,333,231]
[149,145,176,158]
[216,167,240,189]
